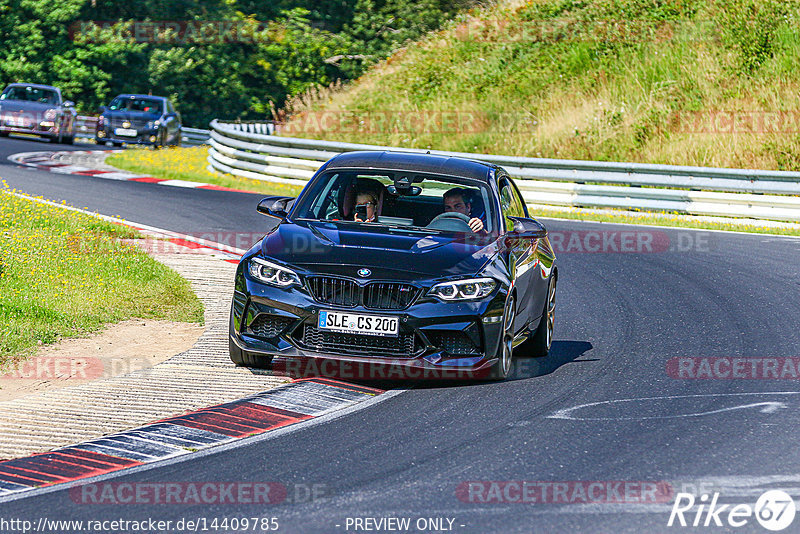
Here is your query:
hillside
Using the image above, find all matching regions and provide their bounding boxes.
[284,0,800,170]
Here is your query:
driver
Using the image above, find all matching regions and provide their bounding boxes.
[443,188,485,233]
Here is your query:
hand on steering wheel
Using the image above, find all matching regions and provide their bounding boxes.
[427,211,473,232]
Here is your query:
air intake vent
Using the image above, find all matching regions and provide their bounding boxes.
[249,315,294,338]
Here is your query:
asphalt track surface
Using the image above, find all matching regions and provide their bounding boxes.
[2,136,800,533]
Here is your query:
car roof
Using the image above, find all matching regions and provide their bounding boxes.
[4,83,61,93]
[113,94,167,101]
[324,151,498,182]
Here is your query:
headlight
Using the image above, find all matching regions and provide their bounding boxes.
[44,109,57,120]
[248,257,300,287]
[427,277,497,301]
[146,119,161,129]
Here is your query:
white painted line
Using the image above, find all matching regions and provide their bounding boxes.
[49,165,95,174]
[548,392,800,421]
[158,179,204,188]
[92,171,145,180]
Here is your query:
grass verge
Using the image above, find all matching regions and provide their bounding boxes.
[106,146,304,197]
[0,185,204,368]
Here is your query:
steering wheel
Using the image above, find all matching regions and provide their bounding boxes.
[426,211,473,232]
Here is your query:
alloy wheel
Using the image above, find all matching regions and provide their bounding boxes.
[501,296,515,376]
[545,280,556,351]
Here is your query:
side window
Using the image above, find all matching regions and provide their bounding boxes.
[499,177,525,231]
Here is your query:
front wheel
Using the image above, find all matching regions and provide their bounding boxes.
[524,276,556,357]
[491,294,515,380]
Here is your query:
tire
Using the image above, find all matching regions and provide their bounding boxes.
[112,141,123,147]
[229,337,273,369]
[63,134,74,145]
[0,131,8,137]
[525,275,557,357]
[491,294,515,380]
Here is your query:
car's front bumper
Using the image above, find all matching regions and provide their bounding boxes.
[96,128,160,145]
[0,122,62,138]
[230,266,509,380]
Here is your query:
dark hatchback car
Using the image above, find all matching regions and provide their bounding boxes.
[229,151,557,380]
[96,94,181,147]
[0,83,76,143]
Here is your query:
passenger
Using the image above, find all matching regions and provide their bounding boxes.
[443,187,485,233]
[353,189,378,223]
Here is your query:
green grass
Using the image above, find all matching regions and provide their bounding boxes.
[107,146,304,197]
[0,186,204,368]
[285,0,800,171]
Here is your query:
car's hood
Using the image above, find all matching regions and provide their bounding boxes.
[259,220,500,280]
[0,100,57,114]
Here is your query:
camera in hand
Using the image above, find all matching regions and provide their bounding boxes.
[355,203,368,221]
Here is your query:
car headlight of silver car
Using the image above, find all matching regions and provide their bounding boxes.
[43,109,57,120]
[248,257,301,287]
[146,119,161,129]
[427,277,497,301]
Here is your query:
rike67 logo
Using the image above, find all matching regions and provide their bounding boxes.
[668,490,796,531]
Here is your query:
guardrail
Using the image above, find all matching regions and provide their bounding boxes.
[180,127,210,147]
[208,119,800,222]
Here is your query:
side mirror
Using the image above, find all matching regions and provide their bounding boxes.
[63,100,75,108]
[257,196,295,219]
[507,216,547,239]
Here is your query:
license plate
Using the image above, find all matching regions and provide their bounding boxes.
[318,310,399,337]
[7,117,30,128]
[115,128,137,137]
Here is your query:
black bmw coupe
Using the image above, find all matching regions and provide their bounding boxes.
[229,151,557,380]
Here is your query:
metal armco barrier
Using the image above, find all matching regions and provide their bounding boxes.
[180,127,211,146]
[208,119,800,222]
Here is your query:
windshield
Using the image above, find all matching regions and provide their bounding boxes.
[293,171,496,234]
[0,86,59,105]
[108,97,163,113]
